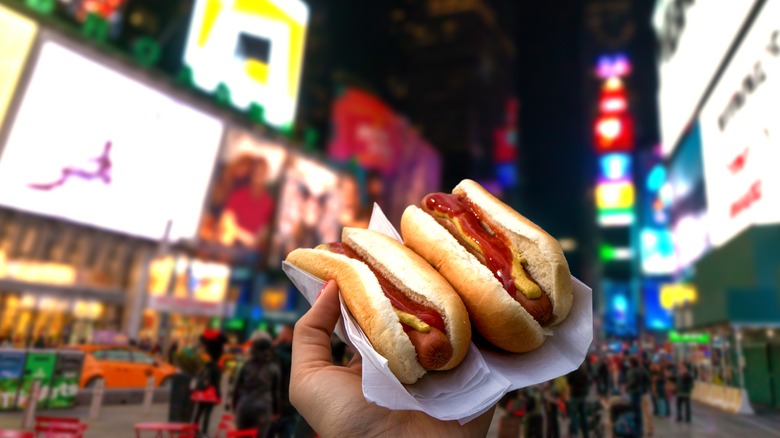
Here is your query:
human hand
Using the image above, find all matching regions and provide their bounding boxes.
[290,280,496,438]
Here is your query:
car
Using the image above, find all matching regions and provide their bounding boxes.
[65,345,178,389]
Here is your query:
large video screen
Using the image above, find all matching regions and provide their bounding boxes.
[0,40,224,241]
[269,153,345,267]
[0,4,38,127]
[183,0,309,128]
[198,127,287,259]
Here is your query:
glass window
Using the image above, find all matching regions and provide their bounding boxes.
[104,349,132,362]
[91,350,107,360]
[132,351,156,365]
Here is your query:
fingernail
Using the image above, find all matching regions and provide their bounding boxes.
[316,280,332,300]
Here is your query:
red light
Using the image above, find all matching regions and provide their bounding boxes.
[600,97,627,113]
[594,114,634,152]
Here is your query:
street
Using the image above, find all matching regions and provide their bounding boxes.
[1,400,777,437]
[486,401,780,438]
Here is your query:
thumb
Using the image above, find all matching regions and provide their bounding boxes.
[292,280,341,372]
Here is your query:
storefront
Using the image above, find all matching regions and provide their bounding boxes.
[139,254,231,348]
[0,248,126,347]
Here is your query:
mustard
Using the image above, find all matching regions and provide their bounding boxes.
[395,309,431,332]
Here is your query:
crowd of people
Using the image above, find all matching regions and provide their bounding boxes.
[498,350,696,438]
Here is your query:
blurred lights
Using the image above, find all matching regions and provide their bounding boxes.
[646,164,666,192]
[603,77,624,92]
[597,117,621,139]
[597,209,634,226]
[599,244,632,261]
[600,97,627,113]
[595,115,634,151]
[599,153,631,181]
[596,181,635,209]
[596,54,632,78]
[660,283,698,310]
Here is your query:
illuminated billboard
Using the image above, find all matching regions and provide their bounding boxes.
[269,153,345,266]
[699,0,780,247]
[653,0,756,157]
[0,39,224,241]
[0,4,38,127]
[198,127,288,261]
[183,0,309,129]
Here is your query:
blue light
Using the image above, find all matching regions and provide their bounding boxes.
[646,164,666,192]
[599,153,631,181]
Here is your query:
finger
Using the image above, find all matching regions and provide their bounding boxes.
[292,280,341,369]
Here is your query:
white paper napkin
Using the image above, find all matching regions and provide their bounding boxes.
[281,204,593,424]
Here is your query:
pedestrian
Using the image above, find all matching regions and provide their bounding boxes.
[270,325,309,438]
[232,334,281,438]
[192,330,228,436]
[595,357,610,399]
[675,363,693,423]
[566,361,590,437]
[542,381,561,438]
[168,339,179,364]
[523,388,544,438]
[625,356,650,437]
[641,359,653,437]
[650,363,668,417]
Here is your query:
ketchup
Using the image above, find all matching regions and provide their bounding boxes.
[425,194,517,296]
[326,242,446,333]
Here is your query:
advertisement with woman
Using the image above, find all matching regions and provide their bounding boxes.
[198,127,288,265]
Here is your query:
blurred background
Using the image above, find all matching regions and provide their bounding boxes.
[0,0,778,420]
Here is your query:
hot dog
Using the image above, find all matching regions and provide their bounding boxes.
[400,179,573,353]
[285,227,471,384]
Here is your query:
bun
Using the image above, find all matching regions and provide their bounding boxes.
[285,228,471,383]
[400,179,573,353]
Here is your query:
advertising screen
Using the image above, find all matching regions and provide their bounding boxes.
[327,88,441,226]
[269,153,344,267]
[183,0,309,128]
[653,0,756,156]
[668,123,710,269]
[198,127,287,261]
[0,4,38,128]
[603,280,637,338]
[643,280,673,331]
[0,40,224,242]
[699,0,780,247]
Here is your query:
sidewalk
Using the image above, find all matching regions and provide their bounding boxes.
[0,402,227,437]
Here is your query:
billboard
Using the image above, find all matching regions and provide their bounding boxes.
[0,39,223,242]
[183,0,309,128]
[268,153,345,267]
[327,88,441,226]
[198,127,287,261]
[603,280,637,338]
[0,4,38,128]
[643,280,673,331]
[668,123,710,269]
[699,0,780,247]
[653,0,757,156]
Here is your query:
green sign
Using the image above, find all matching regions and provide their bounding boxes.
[669,331,710,344]
[16,351,56,409]
[48,353,84,409]
[225,318,245,331]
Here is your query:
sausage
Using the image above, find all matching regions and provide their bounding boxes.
[324,242,454,368]
[423,193,554,326]
[406,326,453,370]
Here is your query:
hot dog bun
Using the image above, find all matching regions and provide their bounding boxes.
[401,179,573,353]
[285,227,471,384]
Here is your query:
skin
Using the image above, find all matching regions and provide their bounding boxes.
[290,280,496,438]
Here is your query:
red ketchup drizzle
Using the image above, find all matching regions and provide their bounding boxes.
[326,242,446,333]
[425,193,517,297]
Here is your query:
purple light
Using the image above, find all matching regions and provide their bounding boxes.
[596,54,632,78]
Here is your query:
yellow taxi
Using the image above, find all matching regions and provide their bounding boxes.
[66,345,178,389]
